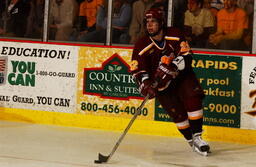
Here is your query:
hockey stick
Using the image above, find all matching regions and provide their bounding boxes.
[94,94,150,164]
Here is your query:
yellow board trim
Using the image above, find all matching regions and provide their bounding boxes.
[1,107,256,145]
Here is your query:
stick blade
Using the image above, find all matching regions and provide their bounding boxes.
[99,153,109,162]
[94,153,109,163]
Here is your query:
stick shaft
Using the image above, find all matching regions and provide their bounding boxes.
[107,95,150,161]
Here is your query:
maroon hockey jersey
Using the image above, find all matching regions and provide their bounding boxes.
[131,27,194,90]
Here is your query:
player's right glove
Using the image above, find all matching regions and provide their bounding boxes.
[139,79,157,99]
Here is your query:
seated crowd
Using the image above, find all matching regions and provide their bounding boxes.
[0,0,254,51]
[178,0,253,50]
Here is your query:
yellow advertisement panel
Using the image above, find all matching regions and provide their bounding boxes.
[76,46,155,120]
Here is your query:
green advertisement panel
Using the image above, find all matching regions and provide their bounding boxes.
[155,54,242,128]
[155,99,172,122]
[83,54,140,99]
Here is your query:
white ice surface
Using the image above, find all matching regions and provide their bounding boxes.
[1,120,256,167]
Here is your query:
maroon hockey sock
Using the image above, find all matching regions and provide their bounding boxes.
[189,118,203,134]
[178,127,193,140]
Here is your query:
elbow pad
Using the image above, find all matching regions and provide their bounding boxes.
[172,56,185,71]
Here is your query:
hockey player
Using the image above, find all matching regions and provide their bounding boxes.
[130,8,210,156]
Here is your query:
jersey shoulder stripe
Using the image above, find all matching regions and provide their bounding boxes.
[165,36,180,41]
[138,43,154,56]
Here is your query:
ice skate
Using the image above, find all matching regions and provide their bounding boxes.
[192,133,210,156]
[187,139,193,147]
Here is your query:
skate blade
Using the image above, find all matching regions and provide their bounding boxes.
[193,147,209,156]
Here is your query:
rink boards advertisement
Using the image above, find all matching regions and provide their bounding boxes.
[154,54,242,128]
[241,56,256,129]
[0,41,256,132]
[76,46,155,121]
[0,41,78,113]
[192,54,241,128]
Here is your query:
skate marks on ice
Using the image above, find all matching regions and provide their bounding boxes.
[154,141,256,167]
[108,133,256,167]
[0,155,88,167]
[0,121,100,167]
[1,120,256,167]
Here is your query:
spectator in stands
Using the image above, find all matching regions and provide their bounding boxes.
[203,0,223,19]
[5,0,31,37]
[210,0,224,10]
[78,0,132,43]
[151,1,168,15]
[172,0,187,30]
[49,0,78,41]
[69,0,103,41]
[237,0,254,50]
[208,0,248,50]
[112,0,132,44]
[25,0,45,38]
[153,0,168,13]
[128,0,154,44]
[237,0,254,16]
[184,0,214,48]
[79,0,103,31]
[203,0,221,32]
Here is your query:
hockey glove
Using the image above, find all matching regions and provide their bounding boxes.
[139,79,157,99]
[154,63,179,90]
[155,63,179,80]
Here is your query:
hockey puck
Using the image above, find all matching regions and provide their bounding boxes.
[94,160,102,164]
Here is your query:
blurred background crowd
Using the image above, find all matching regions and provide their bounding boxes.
[0,0,254,51]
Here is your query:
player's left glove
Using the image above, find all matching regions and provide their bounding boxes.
[154,63,179,91]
